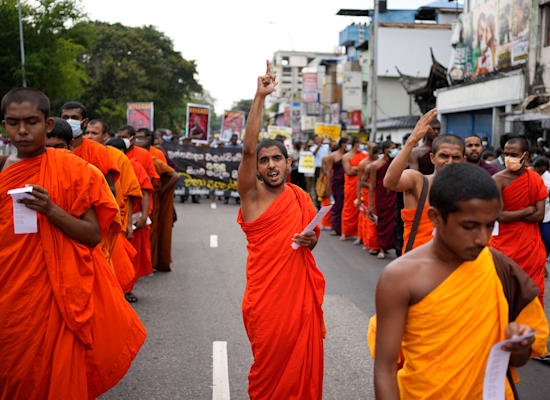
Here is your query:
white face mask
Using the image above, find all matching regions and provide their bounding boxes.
[377,154,384,159]
[359,144,365,151]
[346,144,352,151]
[66,119,82,137]
[482,141,488,147]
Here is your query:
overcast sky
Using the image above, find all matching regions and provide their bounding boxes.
[83,0,433,114]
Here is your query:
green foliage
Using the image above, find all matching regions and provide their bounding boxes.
[231,99,253,119]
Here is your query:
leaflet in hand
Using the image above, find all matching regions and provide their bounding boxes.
[7,186,38,234]
[291,205,332,250]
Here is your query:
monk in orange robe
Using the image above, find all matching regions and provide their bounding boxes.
[383,110,464,254]
[356,144,380,253]
[150,143,168,163]
[373,163,548,399]
[491,137,548,304]
[1,89,145,399]
[117,125,160,181]
[237,63,325,399]
[340,138,367,241]
[319,155,332,229]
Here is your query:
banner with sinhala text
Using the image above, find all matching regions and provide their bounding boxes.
[163,143,241,198]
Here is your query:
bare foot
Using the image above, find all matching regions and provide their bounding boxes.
[352,239,362,245]
[339,235,347,241]
[330,230,338,236]
[377,251,386,259]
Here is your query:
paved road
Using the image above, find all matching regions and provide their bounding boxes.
[101,201,550,399]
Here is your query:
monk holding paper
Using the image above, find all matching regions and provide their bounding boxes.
[237,61,326,399]
[373,163,548,399]
[491,136,548,305]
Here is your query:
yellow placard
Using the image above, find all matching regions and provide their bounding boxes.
[266,125,292,140]
[315,124,341,141]
[298,151,315,175]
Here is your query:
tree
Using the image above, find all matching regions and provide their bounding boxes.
[231,99,253,119]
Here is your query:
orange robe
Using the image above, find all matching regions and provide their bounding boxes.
[341,152,367,237]
[128,158,154,289]
[151,157,176,271]
[128,145,160,181]
[367,247,548,399]
[0,148,145,399]
[362,185,380,250]
[237,183,326,399]
[491,169,548,303]
[401,206,433,254]
[150,145,168,164]
[321,197,332,228]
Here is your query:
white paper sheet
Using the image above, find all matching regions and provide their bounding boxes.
[482,331,536,400]
[291,205,333,250]
[492,221,499,237]
[132,211,152,230]
[7,186,38,234]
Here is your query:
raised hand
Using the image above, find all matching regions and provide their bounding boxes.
[257,60,278,98]
[408,108,438,145]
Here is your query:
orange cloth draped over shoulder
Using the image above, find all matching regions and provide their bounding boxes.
[128,158,154,289]
[150,145,167,164]
[366,247,548,399]
[362,185,380,250]
[341,152,367,237]
[490,169,548,303]
[128,145,160,181]
[151,157,176,271]
[401,206,433,254]
[237,183,326,400]
[321,196,332,228]
[0,149,145,399]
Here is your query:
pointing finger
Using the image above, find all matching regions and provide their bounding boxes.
[266,59,271,75]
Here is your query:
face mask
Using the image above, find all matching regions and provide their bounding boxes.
[66,119,82,137]
[345,144,352,151]
[482,141,488,147]
[162,135,172,142]
[359,144,365,151]
[389,148,400,159]
[377,154,384,159]
[504,153,525,172]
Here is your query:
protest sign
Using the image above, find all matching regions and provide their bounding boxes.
[266,125,292,140]
[220,110,245,142]
[314,123,341,141]
[186,103,210,141]
[127,102,154,130]
[163,143,241,197]
[298,151,315,176]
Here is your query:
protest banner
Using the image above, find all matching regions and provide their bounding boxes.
[220,110,245,142]
[127,102,154,130]
[314,123,341,141]
[186,103,210,141]
[163,143,241,198]
[298,151,315,176]
[267,125,292,140]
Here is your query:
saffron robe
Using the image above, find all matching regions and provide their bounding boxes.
[320,190,332,228]
[362,186,380,250]
[368,247,548,399]
[0,149,145,399]
[375,160,396,250]
[491,169,548,303]
[128,145,159,181]
[401,206,433,253]
[330,159,345,236]
[74,136,120,180]
[237,183,326,400]
[150,145,167,164]
[151,157,176,271]
[128,158,154,288]
[341,152,367,237]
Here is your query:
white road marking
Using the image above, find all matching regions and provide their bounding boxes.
[211,202,217,209]
[210,234,218,248]
[212,341,230,400]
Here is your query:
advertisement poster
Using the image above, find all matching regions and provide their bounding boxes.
[127,102,154,131]
[186,103,210,140]
[342,71,363,111]
[346,110,362,133]
[267,125,292,140]
[302,72,319,103]
[220,110,245,142]
[163,143,241,197]
[449,0,530,81]
[291,102,301,133]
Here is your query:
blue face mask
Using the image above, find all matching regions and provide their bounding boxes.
[66,119,82,137]
[389,148,400,159]
[162,135,172,142]
[377,154,384,159]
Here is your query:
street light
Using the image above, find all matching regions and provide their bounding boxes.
[17,0,27,87]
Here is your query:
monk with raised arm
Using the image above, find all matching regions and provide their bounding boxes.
[341,137,367,242]
[409,117,440,174]
[0,88,145,399]
[491,137,548,305]
[237,61,326,399]
[383,109,464,253]
[374,163,548,399]
[325,137,349,236]
[356,143,380,254]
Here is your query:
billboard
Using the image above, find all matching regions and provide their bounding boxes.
[220,110,245,142]
[127,102,154,131]
[186,103,210,141]
[302,72,319,103]
[448,0,530,81]
[342,71,362,111]
[346,110,362,133]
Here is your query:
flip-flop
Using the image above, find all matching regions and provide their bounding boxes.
[533,354,550,365]
[125,292,138,303]
[377,252,386,259]
[369,249,380,256]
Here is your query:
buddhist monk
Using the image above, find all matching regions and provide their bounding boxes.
[341,137,367,241]
[325,137,349,236]
[319,154,332,230]
[373,163,548,399]
[237,61,325,399]
[117,124,160,182]
[368,141,398,259]
[491,136,548,305]
[356,143,380,254]
[384,109,465,254]
[137,127,168,163]
[45,117,72,149]
[0,87,145,399]
[409,118,440,175]
[135,129,179,271]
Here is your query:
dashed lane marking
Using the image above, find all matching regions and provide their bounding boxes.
[210,234,218,248]
[212,341,230,400]
[211,203,217,209]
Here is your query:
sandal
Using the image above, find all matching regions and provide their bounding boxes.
[377,251,386,259]
[125,292,138,303]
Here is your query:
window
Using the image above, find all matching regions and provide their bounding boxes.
[283,67,291,73]
[282,57,289,66]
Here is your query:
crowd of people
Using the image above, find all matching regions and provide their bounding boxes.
[0,87,180,397]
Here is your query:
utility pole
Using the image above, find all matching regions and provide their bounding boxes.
[371,0,379,141]
[17,0,27,87]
